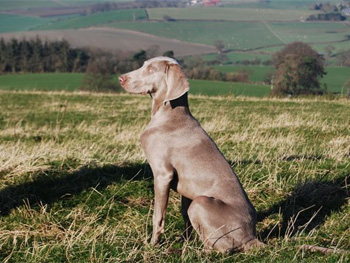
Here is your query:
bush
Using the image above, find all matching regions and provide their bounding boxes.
[79,58,121,93]
[80,73,121,93]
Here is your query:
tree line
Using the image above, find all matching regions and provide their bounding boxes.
[0,38,156,75]
[0,38,90,73]
[0,38,250,83]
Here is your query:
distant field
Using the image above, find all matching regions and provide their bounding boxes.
[215,65,273,82]
[0,73,270,97]
[322,67,350,94]
[147,7,318,22]
[268,22,350,44]
[190,79,270,97]
[0,0,59,11]
[110,21,283,50]
[1,68,348,95]
[203,52,272,63]
[0,0,134,11]
[35,9,147,30]
[0,73,84,92]
[0,14,53,33]
[215,65,350,93]
[223,0,341,10]
[110,20,350,52]
[0,27,216,57]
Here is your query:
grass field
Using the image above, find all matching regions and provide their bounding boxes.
[215,65,273,82]
[204,52,272,63]
[34,9,147,30]
[109,21,283,51]
[0,73,270,97]
[0,91,349,262]
[109,20,350,53]
[223,0,342,10]
[190,79,270,97]
[268,22,350,44]
[0,0,59,11]
[0,14,54,33]
[0,0,134,11]
[0,69,348,95]
[0,73,84,92]
[214,66,350,93]
[147,7,318,22]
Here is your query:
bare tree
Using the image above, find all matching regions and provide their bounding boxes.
[214,40,225,54]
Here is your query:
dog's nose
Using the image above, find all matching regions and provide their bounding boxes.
[119,75,127,85]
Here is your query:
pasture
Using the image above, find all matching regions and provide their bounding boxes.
[0,27,216,57]
[0,91,349,262]
[146,7,318,22]
[0,67,348,95]
[0,1,59,11]
[0,73,270,97]
[214,66,350,94]
[0,14,53,33]
[110,20,350,54]
[35,9,147,30]
[109,21,283,51]
[0,73,84,92]
[223,0,342,10]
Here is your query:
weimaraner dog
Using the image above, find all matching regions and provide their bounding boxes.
[119,57,264,253]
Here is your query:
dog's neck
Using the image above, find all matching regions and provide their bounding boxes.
[151,92,189,117]
[170,92,189,109]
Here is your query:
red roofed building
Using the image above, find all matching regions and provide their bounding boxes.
[203,0,220,6]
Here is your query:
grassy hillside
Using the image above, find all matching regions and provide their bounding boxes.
[0,73,270,97]
[147,7,318,22]
[34,9,147,30]
[215,65,273,82]
[0,91,349,262]
[0,14,53,33]
[0,73,84,92]
[0,0,59,11]
[268,22,350,44]
[190,79,270,97]
[215,66,350,93]
[223,0,342,10]
[0,69,348,95]
[110,21,283,50]
[110,20,350,53]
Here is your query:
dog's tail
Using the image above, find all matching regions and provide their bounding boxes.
[243,238,266,252]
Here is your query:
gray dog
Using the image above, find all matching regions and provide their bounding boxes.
[119,57,264,253]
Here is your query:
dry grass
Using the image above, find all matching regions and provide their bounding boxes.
[0,91,349,262]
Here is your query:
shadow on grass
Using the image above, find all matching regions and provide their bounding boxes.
[0,163,153,216]
[257,175,349,240]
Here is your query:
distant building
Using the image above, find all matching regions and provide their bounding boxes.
[189,0,220,6]
[189,0,201,5]
[203,0,221,6]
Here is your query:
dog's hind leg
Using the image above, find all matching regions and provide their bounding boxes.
[187,195,259,253]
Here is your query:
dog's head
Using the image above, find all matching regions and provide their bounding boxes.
[119,57,189,105]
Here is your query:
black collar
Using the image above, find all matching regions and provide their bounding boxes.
[170,92,189,109]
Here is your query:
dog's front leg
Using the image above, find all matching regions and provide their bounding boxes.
[151,172,173,245]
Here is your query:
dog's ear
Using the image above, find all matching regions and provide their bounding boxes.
[164,63,189,104]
